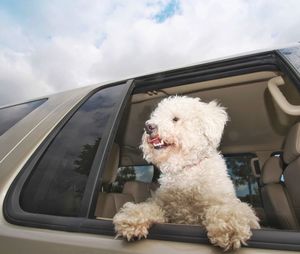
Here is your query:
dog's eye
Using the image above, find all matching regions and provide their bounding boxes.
[173,117,179,122]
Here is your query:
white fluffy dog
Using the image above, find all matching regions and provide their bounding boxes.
[113,96,260,250]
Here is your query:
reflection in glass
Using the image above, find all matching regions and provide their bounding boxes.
[279,46,300,76]
[0,99,46,136]
[20,85,123,216]
[111,165,154,192]
[225,154,262,208]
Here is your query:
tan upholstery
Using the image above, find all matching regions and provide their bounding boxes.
[261,157,283,185]
[95,180,156,218]
[95,143,157,218]
[123,181,157,203]
[261,157,299,229]
[261,122,300,229]
[95,143,133,218]
[95,192,134,218]
[102,143,120,184]
[283,123,300,223]
[283,123,300,164]
[284,157,300,224]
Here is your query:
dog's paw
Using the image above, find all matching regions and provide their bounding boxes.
[204,202,260,251]
[113,202,166,241]
[207,225,251,251]
[113,204,151,241]
[114,219,150,241]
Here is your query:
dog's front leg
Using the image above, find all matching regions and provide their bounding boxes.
[202,201,260,251]
[113,200,166,241]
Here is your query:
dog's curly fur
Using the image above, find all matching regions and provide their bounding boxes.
[113,96,260,250]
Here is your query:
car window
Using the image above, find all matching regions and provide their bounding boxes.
[20,85,123,217]
[0,99,46,136]
[111,165,154,192]
[278,45,300,76]
[224,154,262,208]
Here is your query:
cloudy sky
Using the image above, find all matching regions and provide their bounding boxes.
[0,0,300,106]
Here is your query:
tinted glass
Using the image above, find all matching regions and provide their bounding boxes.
[225,154,262,207]
[279,45,300,76]
[111,165,154,192]
[0,99,46,136]
[20,85,123,216]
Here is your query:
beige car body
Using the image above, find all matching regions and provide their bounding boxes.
[1,46,300,253]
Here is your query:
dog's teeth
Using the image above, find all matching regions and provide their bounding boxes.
[153,140,166,149]
[154,141,164,147]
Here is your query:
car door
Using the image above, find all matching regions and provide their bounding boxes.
[2,45,300,253]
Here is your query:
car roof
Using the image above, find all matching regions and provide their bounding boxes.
[3,42,299,109]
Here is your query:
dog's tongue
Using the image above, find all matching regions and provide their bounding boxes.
[148,135,162,145]
[147,134,166,149]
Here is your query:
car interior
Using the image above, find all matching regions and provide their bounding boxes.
[94,70,300,231]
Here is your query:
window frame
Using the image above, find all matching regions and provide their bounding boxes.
[277,45,300,81]
[4,49,300,251]
[276,47,300,92]
[4,80,134,231]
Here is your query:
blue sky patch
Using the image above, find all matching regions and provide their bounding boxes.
[94,33,107,48]
[154,0,181,23]
[0,0,40,21]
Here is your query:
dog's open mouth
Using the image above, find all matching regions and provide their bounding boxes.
[147,135,169,150]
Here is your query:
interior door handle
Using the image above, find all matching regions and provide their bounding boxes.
[268,76,300,116]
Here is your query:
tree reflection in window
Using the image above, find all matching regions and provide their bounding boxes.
[20,85,123,217]
[110,165,154,193]
[111,166,136,192]
[225,154,262,207]
[74,138,101,176]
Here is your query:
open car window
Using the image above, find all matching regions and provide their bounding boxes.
[4,50,300,252]
[93,70,300,250]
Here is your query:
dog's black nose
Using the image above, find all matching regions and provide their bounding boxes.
[145,122,157,135]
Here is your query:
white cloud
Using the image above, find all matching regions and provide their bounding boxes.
[0,48,53,105]
[0,0,300,106]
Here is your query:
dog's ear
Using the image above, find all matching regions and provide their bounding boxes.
[201,101,228,148]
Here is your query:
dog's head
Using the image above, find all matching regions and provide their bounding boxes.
[140,96,228,169]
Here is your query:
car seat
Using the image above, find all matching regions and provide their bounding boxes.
[261,123,300,229]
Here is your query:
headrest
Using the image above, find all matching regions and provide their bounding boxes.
[261,157,283,185]
[102,143,120,184]
[283,123,300,164]
[123,181,151,203]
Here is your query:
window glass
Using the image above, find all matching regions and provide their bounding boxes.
[224,154,262,207]
[0,99,46,136]
[278,45,300,76]
[111,165,154,192]
[20,85,123,217]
